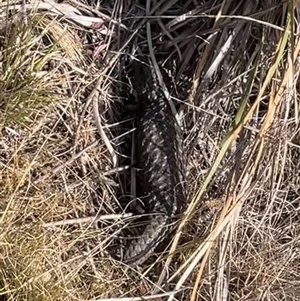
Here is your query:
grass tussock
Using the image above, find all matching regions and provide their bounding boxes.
[0,0,300,300]
[0,16,68,126]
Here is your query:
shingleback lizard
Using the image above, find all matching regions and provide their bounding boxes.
[123,58,186,267]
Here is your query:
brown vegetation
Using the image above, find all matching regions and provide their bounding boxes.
[0,0,300,300]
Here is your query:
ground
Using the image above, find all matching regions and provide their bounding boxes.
[0,0,300,300]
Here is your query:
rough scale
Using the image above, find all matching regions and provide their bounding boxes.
[123,59,185,266]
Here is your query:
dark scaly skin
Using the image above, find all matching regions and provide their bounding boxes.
[123,60,185,266]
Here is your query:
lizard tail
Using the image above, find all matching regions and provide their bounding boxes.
[123,213,170,267]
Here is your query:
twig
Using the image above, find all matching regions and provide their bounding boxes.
[131,127,137,199]
[90,290,182,301]
[43,213,133,228]
[93,92,118,168]
[103,164,132,176]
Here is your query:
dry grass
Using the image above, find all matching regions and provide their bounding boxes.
[0,0,300,300]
